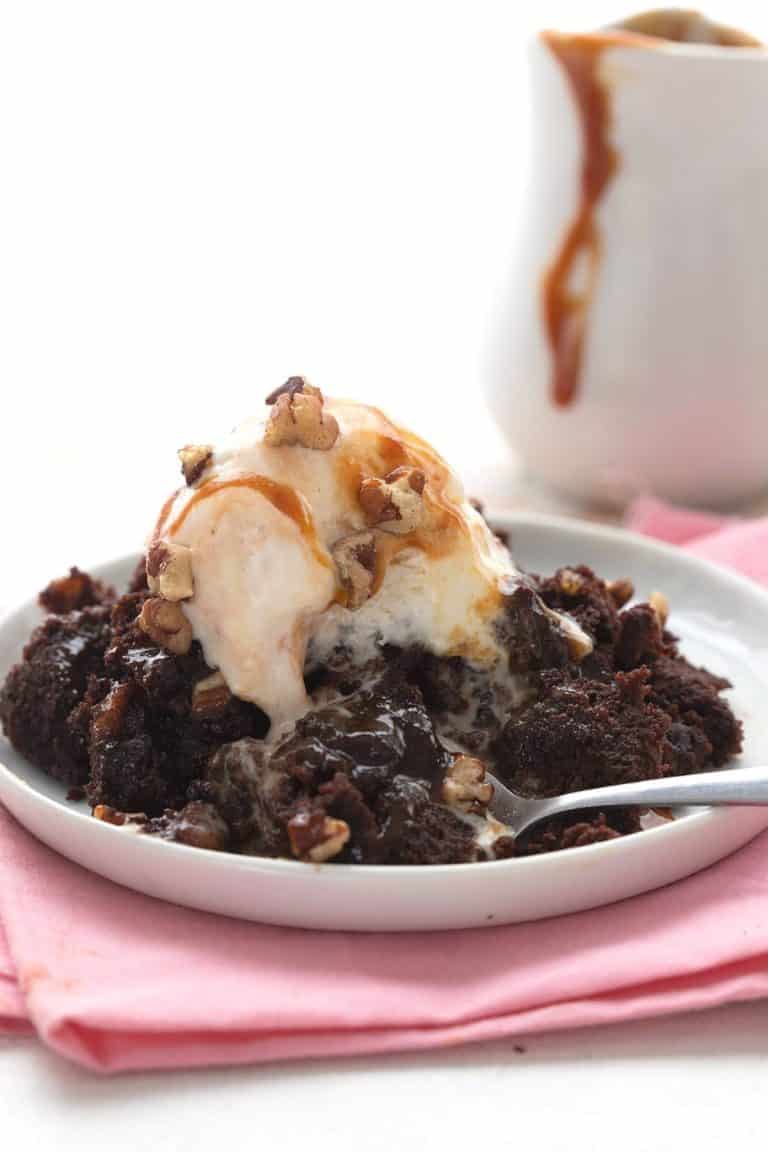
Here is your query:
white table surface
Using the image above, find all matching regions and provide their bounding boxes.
[5,0,768,1142]
[3,999,768,1150]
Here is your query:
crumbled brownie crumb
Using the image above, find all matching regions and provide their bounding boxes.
[496,667,671,797]
[615,603,666,670]
[522,809,641,855]
[146,801,230,851]
[39,567,114,614]
[536,564,621,656]
[0,605,112,784]
[501,583,570,676]
[649,654,743,766]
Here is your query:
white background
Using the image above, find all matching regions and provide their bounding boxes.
[4,1,768,1146]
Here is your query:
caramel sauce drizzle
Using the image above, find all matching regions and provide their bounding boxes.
[540,15,761,408]
[540,31,618,409]
[159,413,501,621]
[167,475,333,571]
[151,488,180,543]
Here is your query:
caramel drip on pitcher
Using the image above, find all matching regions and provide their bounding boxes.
[540,16,761,408]
[540,33,618,409]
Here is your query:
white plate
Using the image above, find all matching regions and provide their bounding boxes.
[2,513,768,932]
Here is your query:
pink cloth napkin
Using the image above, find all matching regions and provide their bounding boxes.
[2,496,768,1073]
[0,922,30,1034]
[627,496,768,584]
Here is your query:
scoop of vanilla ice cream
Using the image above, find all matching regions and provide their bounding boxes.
[150,391,576,730]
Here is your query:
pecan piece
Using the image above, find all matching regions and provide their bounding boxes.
[263,378,339,450]
[191,670,231,717]
[167,802,230,851]
[442,755,493,813]
[287,811,351,862]
[332,531,377,610]
[178,444,213,486]
[93,804,127,826]
[558,614,594,662]
[558,568,584,596]
[146,541,194,601]
[265,376,308,405]
[606,578,635,609]
[649,590,669,628]
[39,567,114,613]
[138,597,193,655]
[358,466,426,534]
[539,599,593,663]
[91,682,134,743]
[385,465,426,495]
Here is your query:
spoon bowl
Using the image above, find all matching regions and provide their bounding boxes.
[489,765,768,841]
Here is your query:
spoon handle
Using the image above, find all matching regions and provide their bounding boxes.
[538,764,768,826]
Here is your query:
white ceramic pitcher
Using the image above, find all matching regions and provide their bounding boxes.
[488,12,768,508]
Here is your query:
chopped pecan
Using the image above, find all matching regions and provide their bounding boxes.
[309,820,350,862]
[138,597,193,655]
[287,811,351,862]
[167,802,230,851]
[558,568,584,596]
[265,376,308,405]
[385,465,426,495]
[561,818,621,849]
[191,670,231,717]
[91,682,134,743]
[38,567,114,613]
[558,615,594,662]
[146,541,194,601]
[93,805,146,828]
[649,591,669,628]
[263,378,339,450]
[442,755,493,813]
[93,804,127,826]
[178,444,213,486]
[606,578,635,609]
[332,531,377,610]
[358,466,426,534]
[540,600,593,663]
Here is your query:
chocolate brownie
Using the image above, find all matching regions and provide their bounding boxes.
[495,667,671,797]
[85,592,270,813]
[0,560,744,864]
[192,679,476,864]
[38,566,115,614]
[0,606,112,784]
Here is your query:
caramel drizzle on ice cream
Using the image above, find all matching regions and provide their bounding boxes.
[168,475,333,572]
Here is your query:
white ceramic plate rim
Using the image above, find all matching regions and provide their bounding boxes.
[0,511,764,883]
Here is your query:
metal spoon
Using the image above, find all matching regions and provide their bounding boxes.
[488,765,768,841]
